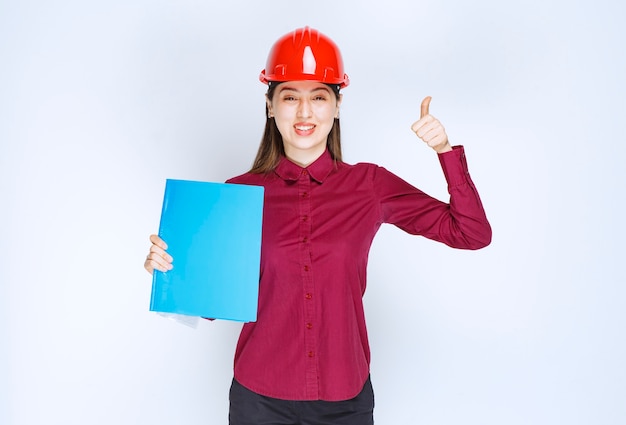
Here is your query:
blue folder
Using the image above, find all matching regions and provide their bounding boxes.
[149,179,264,322]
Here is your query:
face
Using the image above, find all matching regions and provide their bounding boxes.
[267,80,342,167]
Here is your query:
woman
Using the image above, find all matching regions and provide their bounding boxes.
[144,26,491,425]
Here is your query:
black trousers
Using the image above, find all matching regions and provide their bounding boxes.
[229,377,375,425]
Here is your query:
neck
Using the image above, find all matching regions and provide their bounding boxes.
[284,147,325,168]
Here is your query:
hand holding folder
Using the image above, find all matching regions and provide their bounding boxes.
[145,234,173,273]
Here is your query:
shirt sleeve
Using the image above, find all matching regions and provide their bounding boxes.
[373,145,491,250]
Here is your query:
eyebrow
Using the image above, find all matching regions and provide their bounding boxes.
[278,85,332,94]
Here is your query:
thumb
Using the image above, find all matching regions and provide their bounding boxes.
[420,96,432,118]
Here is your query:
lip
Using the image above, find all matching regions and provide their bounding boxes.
[294,123,316,136]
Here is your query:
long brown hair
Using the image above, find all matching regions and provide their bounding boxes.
[249,82,343,173]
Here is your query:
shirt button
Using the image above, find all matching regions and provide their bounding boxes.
[302,192,309,198]
[302,215,309,222]
[302,237,308,243]
[307,351,315,357]
[304,265,310,272]
[305,293,312,300]
[301,170,308,176]
[306,323,313,329]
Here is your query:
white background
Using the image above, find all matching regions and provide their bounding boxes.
[1,0,625,424]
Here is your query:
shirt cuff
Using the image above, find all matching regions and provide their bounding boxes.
[437,145,471,188]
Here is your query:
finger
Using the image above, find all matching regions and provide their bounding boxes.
[144,258,170,274]
[149,234,168,250]
[147,252,173,269]
[145,253,173,271]
[415,120,441,139]
[144,258,157,274]
[420,96,432,119]
[427,133,448,148]
[424,129,450,150]
[149,244,173,263]
[417,120,448,145]
[411,114,433,133]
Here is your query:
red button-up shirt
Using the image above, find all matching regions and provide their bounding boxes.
[226,146,491,401]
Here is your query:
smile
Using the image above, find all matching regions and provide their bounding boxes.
[295,124,315,131]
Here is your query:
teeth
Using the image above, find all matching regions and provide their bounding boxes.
[296,125,314,131]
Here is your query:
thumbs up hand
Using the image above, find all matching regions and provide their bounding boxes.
[411,96,452,154]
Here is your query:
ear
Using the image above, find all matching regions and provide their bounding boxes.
[265,94,273,118]
[335,93,343,119]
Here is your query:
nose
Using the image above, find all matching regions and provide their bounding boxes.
[297,99,312,118]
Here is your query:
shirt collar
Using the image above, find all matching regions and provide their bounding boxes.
[274,149,336,183]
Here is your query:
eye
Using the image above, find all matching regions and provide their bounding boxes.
[313,95,328,101]
[282,95,297,102]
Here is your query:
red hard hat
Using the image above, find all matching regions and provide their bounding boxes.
[259,26,350,88]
